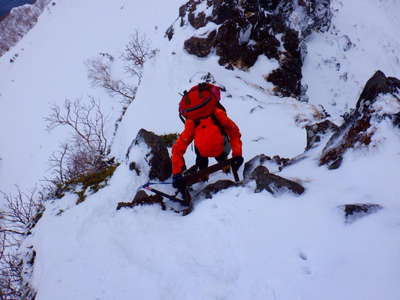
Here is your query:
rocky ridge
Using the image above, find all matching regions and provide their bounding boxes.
[166,0,332,98]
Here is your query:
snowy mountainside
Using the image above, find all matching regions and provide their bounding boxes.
[0,0,400,299]
[0,0,50,57]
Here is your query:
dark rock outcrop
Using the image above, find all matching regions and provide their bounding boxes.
[168,0,332,98]
[320,71,400,169]
[250,165,305,195]
[117,190,166,211]
[127,129,172,181]
[305,120,338,150]
[184,30,217,57]
[197,179,239,199]
[341,203,383,223]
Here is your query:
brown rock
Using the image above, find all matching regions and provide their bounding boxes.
[250,166,305,195]
[197,179,239,199]
[184,31,216,57]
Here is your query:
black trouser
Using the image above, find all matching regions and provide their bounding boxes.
[195,137,231,170]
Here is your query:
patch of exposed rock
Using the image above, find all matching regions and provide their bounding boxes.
[126,129,172,181]
[340,203,383,223]
[320,71,400,169]
[167,0,332,98]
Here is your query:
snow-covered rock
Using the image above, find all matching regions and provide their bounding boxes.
[320,70,400,169]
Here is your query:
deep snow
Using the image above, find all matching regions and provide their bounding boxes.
[1,0,400,299]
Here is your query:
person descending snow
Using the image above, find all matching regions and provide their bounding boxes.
[171,82,244,189]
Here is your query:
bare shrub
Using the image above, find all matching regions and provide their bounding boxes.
[0,187,44,300]
[0,235,23,300]
[1,188,44,232]
[121,29,157,80]
[86,29,157,105]
[45,97,110,186]
[86,54,137,105]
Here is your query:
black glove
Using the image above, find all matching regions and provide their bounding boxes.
[172,174,186,189]
[231,156,244,172]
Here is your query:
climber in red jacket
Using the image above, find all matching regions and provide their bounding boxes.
[171,82,243,189]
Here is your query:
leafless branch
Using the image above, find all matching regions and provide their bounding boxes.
[86,56,136,105]
[45,97,112,186]
[0,187,43,299]
[121,30,158,82]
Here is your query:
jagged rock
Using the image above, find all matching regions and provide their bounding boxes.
[341,203,383,223]
[197,179,239,199]
[305,120,338,150]
[243,154,291,179]
[170,0,332,98]
[320,71,400,169]
[129,129,172,181]
[250,166,305,195]
[117,190,166,211]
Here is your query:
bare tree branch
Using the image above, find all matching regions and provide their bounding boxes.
[86,56,136,105]
[0,187,43,299]
[45,97,112,187]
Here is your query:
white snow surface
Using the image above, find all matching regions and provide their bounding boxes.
[0,0,400,299]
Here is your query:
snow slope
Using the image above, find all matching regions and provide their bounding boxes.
[303,0,400,116]
[1,0,400,299]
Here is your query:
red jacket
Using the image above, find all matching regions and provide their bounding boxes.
[171,108,242,175]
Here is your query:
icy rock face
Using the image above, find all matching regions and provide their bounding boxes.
[320,71,400,169]
[0,0,50,57]
[127,129,172,181]
[168,0,332,98]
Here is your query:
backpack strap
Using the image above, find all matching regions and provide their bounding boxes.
[211,113,226,137]
[179,113,186,124]
[216,101,226,112]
